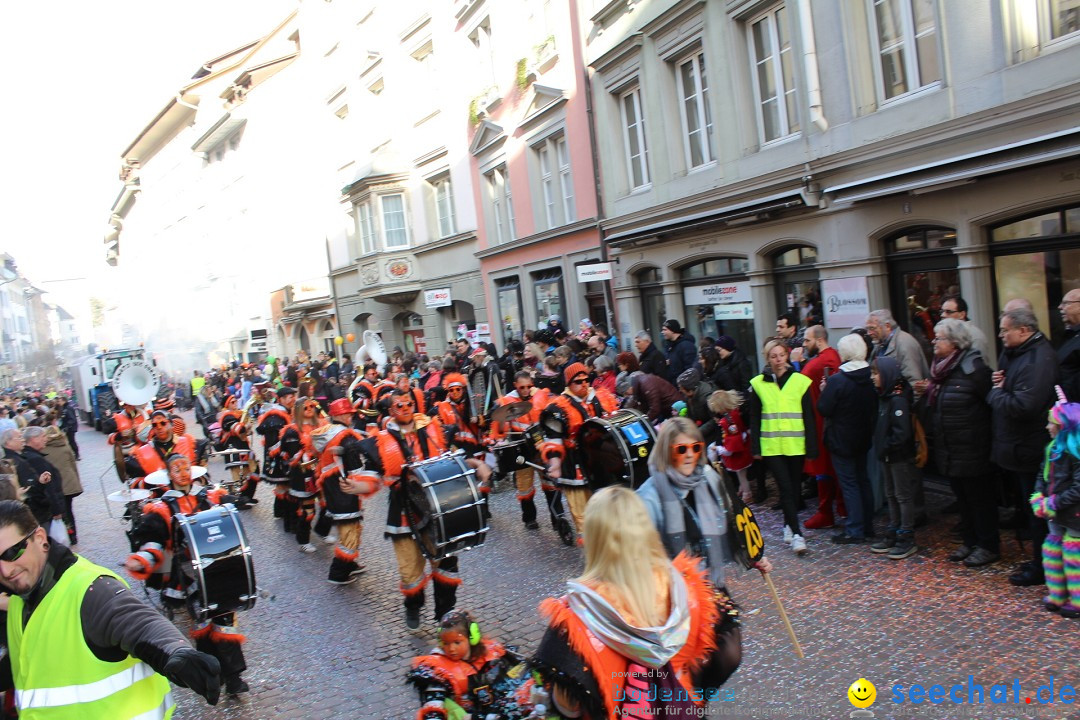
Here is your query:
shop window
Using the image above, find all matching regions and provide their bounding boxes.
[636,267,665,337]
[772,245,818,267]
[495,277,523,345]
[883,226,958,357]
[533,269,564,329]
[887,226,956,252]
[679,257,750,280]
[679,258,756,353]
[992,211,1063,242]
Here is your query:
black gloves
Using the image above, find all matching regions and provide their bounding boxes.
[164,647,221,705]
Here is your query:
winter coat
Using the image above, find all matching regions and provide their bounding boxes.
[682,380,718,445]
[44,429,82,496]
[1058,326,1080,403]
[1036,449,1080,533]
[19,447,65,520]
[664,332,697,383]
[872,357,916,464]
[987,332,1060,471]
[713,349,753,392]
[638,341,668,380]
[925,349,992,479]
[628,372,683,423]
[801,347,841,475]
[876,328,929,385]
[817,365,877,458]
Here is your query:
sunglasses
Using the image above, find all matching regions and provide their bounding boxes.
[515,385,534,391]
[152,420,170,428]
[671,442,703,456]
[569,378,588,386]
[393,401,415,410]
[0,530,36,563]
[448,386,465,392]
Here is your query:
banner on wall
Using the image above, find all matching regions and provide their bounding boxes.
[821,277,870,329]
[424,288,452,308]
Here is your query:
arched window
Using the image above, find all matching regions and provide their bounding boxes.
[636,267,665,337]
[770,245,819,329]
[883,225,958,358]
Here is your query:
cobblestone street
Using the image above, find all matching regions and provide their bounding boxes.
[72,417,1079,720]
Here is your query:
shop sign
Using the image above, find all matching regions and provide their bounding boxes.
[424,288,452,308]
[576,263,612,282]
[821,277,870,329]
[714,303,755,320]
[683,281,751,306]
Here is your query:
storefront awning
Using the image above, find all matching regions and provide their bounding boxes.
[824,126,1080,205]
[604,190,807,247]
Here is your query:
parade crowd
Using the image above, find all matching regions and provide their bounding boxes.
[0,287,1077,718]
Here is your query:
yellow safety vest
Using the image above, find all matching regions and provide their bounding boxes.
[750,372,811,457]
[8,556,175,720]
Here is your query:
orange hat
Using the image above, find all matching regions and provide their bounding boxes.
[328,398,353,417]
[112,413,133,433]
[443,373,467,389]
[171,416,187,436]
[564,362,589,384]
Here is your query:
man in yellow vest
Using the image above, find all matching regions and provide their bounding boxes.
[0,500,221,718]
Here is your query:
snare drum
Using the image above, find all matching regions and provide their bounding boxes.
[403,452,488,561]
[576,409,656,491]
[175,504,257,621]
[222,450,251,469]
[493,435,529,474]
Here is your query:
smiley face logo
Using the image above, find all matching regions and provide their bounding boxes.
[848,678,876,709]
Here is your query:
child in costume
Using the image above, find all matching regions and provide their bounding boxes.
[706,389,754,503]
[407,610,539,720]
[1031,399,1080,619]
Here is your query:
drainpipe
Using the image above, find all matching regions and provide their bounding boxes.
[797,0,828,133]
[580,24,618,340]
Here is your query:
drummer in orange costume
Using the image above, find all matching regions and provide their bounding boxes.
[131,410,197,484]
[435,373,483,457]
[488,370,554,531]
[341,388,492,630]
[124,453,250,696]
[539,363,619,544]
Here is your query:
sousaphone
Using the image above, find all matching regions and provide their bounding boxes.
[346,330,389,399]
[112,359,161,407]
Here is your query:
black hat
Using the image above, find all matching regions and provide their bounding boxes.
[663,319,682,333]
[716,335,736,352]
[277,387,297,397]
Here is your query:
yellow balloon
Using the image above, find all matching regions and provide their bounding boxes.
[334,336,344,346]
[346,333,356,343]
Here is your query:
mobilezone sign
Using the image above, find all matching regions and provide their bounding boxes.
[683,281,752,306]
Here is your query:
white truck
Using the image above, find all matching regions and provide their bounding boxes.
[68,348,148,430]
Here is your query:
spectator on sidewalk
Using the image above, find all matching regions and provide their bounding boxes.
[676,369,718,445]
[940,295,993,368]
[817,334,877,544]
[661,320,696,383]
[989,306,1060,587]
[923,318,997,567]
[800,326,844,530]
[865,309,929,385]
[748,340,817,555]
[635,331,669,380]
[1058,288,1080,402]
[869,356,921,560]
[628,371,683,425]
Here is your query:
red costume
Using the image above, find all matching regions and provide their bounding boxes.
[800,346,846,529]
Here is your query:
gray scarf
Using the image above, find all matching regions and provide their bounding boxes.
[566,565,691,669]
[649,463,731,588]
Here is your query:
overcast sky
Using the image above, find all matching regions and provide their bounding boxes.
[0,0,297,315]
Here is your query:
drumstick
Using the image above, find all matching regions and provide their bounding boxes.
[762,572,804,659]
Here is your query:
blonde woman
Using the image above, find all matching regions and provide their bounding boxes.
[532,486,745,719]
[748,340,818,554]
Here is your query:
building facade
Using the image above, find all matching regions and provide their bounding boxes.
[460,0,608,349]
[306,1,487,359]
[583,0,1080,358]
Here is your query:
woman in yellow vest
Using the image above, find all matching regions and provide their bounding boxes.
[748,340,818,555]
[0,499,222,719]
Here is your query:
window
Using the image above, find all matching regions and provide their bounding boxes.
[533,269,564,323]
[533,135,575,230]
[886,226,956,252]
[620,87,650,189]
[557,136,574,222]
[1044,0,1080,43]
[868,0,940,101]
[469,17,497,87]
[380,193,409,248]
[679,257,750,279]
[485,166,515,244]
[749,5,800,143]
[432,176,456,238]
[495,277,524,345]
[677,51,715,168]
[772,246,818,267]
[356,201,376,255]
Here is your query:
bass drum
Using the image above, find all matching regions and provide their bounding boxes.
[175,504,257,621]
[404,452,488,561]
[576,409,656,491]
